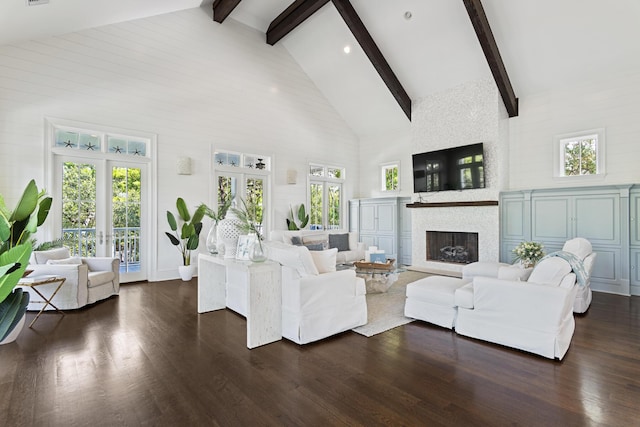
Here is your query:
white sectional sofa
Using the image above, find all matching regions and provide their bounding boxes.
[269,229,366,264]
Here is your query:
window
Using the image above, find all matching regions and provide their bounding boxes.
[554,129,605,178]
[213,150,270,236]
[309,164,345,230]
[381,162,399,192]
[456,153,483,189]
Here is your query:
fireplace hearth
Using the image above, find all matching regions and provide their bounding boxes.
[426,231,479,264]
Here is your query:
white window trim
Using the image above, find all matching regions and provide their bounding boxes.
[380,161,400,193]
[553,128,606,181]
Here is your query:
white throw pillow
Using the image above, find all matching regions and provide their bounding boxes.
[46,256,82,265]
[527,257,572,286]
[309,248,337,274]
[498,265,532,281]
[265,241,318,276]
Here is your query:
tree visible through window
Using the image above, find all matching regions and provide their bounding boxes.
[563,137,597,176]
[381,163,399,191]
[555,129,604,178]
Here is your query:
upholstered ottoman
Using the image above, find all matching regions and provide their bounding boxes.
[404,275,471,329]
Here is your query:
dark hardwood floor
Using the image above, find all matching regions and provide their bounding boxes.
[1,278,638,426]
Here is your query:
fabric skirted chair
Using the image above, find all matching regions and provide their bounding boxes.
[22,247,120,310]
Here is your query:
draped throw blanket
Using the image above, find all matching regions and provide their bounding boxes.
[541,251,589,286]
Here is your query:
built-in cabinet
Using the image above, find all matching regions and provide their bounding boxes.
[500,185,634,295]
[350,197,412,266]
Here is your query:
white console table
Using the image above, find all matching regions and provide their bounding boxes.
[198,253,282,349]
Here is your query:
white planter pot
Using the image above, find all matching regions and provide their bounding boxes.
[0,312,26,345]
[178,265,196,281]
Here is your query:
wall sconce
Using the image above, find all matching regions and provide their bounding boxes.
[177,157,192,175]
[286,169,297,185]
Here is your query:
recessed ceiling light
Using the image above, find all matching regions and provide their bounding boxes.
[343,45,351,54]
[404,11,412,20]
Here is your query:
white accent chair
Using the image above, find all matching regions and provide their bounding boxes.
[264,241,367,344]
[23,247,120,310]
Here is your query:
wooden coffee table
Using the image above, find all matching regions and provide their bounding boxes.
[18,275,66,327]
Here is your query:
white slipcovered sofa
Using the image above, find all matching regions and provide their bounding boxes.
[22,247,120,310]
[405,238,596,359]
[269,229,366,265]
[462,237,597,313]
[261,241,367,344]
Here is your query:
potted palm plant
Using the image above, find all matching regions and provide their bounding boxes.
[165,197,205,281]
[0,180,52,344]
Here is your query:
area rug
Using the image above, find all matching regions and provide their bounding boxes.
[352,270,431,337]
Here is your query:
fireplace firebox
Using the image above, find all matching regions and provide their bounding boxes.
[426,231,479,264]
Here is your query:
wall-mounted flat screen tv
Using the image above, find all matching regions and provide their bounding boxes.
[412,143,485,193]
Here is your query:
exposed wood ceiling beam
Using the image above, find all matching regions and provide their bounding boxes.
[267,0,330,46]
[331,0,411,120]
[463,0,518,117]
[212,0,242,24]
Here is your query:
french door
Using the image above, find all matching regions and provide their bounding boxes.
[309,181,342,230]
[53,155,148,283]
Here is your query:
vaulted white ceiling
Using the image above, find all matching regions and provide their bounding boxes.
[2,0,640,138]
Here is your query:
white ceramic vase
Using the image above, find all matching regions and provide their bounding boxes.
[217,200,243,259]
[0,312,26,345]
[178,264,195,281]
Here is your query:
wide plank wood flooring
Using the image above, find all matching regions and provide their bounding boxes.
[1,278,638,426]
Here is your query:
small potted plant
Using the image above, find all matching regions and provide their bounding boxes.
[165,198,205,281]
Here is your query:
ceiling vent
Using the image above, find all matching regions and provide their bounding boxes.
[26,0,49,6]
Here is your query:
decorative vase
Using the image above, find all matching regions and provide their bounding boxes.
[178,264,195,281]
[205,223,218,254]
[249,239,268,263]
[0,312,26,345]
[217,199,243,259]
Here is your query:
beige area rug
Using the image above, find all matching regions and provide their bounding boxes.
[352,270,431,337]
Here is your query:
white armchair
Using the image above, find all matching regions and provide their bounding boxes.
[23,247,120,310]
[266,241,367,344]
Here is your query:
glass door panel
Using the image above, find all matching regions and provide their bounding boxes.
[111,166,142,277]
[62,161,98,256]
[310,182,324,230]
[328,184,341,230]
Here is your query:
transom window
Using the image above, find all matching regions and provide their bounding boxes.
[554,128,605,178]
[54,128,150,157]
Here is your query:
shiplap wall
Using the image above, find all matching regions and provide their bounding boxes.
[0,7,359,280]
[508,71,640,190]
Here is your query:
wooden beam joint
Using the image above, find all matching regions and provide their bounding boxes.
[463,0,518,117]
[212,0,242,24]
[267,0,330,45]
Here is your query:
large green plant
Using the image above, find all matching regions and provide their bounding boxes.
[165,198,205,266]
[286,204,309,230]
[0,180,52,341]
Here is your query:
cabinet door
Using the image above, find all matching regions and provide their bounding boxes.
[349,200,359,232]
[376,235,396,258]
[359,204,377,233]
[574,194,620,245]
[532,197,571,243]
[501,196,527,241]
[376,203,396,233]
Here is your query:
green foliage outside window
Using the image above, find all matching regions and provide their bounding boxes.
[564,138,597,176]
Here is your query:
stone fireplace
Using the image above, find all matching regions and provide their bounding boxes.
[426,231,478,264]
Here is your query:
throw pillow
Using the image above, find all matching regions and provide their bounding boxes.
[265,241,319,276]
[304,243,324,251]
[309,248,338,274]
[290,236,303,246]
[46,256,82,265]
[302,234,329,249]
[527,257,571,286]
[329,233,350,252]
